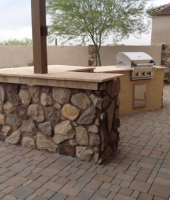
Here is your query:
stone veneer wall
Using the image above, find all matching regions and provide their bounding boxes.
[0,80,120,163]
[88,45,97,67]
[161,44,170,68]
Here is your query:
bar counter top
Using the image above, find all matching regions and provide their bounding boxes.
[94,66,167,73]
[0,65,123,90]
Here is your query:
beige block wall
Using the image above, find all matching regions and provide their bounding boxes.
[47,46,88,66]
[151,15,170,46]
[100,46,162,66]
[0,45,88,68]
[0,45,33,68]
[112,69,164,115]
[0,45,161,68]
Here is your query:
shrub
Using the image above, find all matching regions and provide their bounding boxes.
[164,70,170,84]
[27,60,34,66]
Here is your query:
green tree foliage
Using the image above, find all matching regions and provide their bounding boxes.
[47,0,152,66]
[0,38,32,45]
[27,60,34,66]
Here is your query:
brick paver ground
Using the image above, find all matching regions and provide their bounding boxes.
[0,85,170,200]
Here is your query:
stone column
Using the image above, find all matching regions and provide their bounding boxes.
[162,44,170,84]
[161,44,170,68]
[88,45,98,66]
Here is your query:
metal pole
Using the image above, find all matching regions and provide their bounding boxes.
[31,0,48,74]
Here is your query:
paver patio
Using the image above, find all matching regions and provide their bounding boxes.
[0,85,170,200]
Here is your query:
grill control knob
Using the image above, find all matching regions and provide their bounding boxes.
[148,72,152,75]
[136,72,140,76]
[142,72,146,75]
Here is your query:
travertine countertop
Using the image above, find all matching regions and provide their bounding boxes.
[0,65,123,83]
[0,65,123,90]
[94,66,167,73]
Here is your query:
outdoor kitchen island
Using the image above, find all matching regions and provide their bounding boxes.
[0,65,123,164]
[95,65,166,115]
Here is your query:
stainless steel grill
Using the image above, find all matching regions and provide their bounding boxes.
[116,52,156,80]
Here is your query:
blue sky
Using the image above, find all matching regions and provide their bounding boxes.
[0,0,169,45]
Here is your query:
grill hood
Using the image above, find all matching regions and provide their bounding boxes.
[116,52,155,68]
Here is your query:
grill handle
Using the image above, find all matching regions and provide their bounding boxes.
[136,63,154,66]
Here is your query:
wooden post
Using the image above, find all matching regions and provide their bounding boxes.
[31,0,48,74]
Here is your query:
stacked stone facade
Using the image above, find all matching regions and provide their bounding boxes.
[161,44,170,68]
[0,80,120,163]
[88,45,97,66]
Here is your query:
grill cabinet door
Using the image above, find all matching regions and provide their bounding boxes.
[133,84,147,108]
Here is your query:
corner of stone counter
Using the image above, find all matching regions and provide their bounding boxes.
[0,78,120,164]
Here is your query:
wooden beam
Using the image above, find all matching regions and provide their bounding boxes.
[31,0,48,74]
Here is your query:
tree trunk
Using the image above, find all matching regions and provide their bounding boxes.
[96,48,102,66]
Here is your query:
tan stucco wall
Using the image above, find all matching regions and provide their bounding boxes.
[0,45,161,67]
[0,45,33,68]
[151,15,170,45]
[0,45,88,68]
[112,69,164,115]
[100,46,162,66]
[47,46,88,66]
